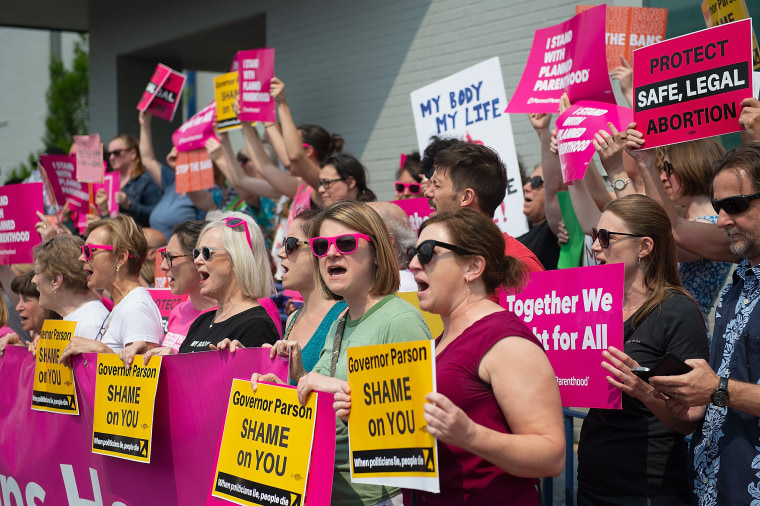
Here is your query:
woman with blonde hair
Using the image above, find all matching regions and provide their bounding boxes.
[105,134,161,227]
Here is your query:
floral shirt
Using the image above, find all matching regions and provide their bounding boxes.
[690,259,760,505]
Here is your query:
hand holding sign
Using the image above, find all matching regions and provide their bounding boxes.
[625,122,657,169]
[593,123,629,181]
[334,382,352,422]
[610,56,634,107]
[270,77,286,105]
[740,97,760,143]
[423,392,476,449]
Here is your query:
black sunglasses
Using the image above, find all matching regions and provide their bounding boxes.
[192,247,226,261]
[711,192,760,215]
[108,148,132,158]
[527,175,544,189]
[283,236,309,256]
[406,239,475,266]
[591,228,645,249]
[161,250,190,267]
[395,182,421,194]
[663,160,675,178]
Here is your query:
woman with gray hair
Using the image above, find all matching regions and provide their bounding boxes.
[178,212,279,352]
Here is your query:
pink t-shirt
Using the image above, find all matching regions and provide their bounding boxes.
[257,297,282,338]
[161,300,214,353]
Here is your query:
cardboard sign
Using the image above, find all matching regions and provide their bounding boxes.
[175,149,214,193]
[92,354,162,463]
[236,48,275,123]
[701,0,760,70]
[73,134,104,183]
[346,340,438,492]
[0,182,43,265]
[577,5,668,71]
[212,380,319,506]
[390,198,433,237]
[146,68,186,122]
[137,63,172,111]
[172,101,218,153]
[506,5,614,113]
[215,71,242,132]
[500,264,624,409]
[633,19,753,149]
[556,101,633,182]
[147,288,188,335]
[410,57,528,237]
[31,320,79,414]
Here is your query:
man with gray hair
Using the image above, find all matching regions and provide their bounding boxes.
[367,201,417,291]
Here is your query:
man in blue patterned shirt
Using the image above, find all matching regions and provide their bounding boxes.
[652,143,760,505]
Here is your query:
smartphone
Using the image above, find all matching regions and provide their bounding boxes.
[631,353,692,382]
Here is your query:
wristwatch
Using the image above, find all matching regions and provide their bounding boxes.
[612,177,631,191]
[711,376,730,407]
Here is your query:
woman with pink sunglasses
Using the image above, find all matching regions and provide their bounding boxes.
[252,201,431,506]
[394,151,423,200]
[59,215,163,365]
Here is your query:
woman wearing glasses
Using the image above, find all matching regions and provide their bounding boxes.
[254,201,431,506]
[0,272,59,354]
[318,154,376,207]
[106,134,162,228]
[394,151,423,200]
[177,213,279,353]
[382,208,563,505]
[60,215,163,364]
[577,194,709,505]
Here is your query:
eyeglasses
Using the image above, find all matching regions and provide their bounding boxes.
[319,177,345,190]
[395,181,421,194]
[283,237,309,256]
[192,247,227,261]
[310,233,371,257]
[225,217,253,250]
[81,244,134,260]
[406,239,475,266]
[527,175,544,189]
[711,192,760,215]
[591,228,645,249]
[161,251,191,267]
[663,160,675,178]
[108,148,131,158]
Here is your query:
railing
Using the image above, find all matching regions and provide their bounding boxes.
[542,408,586,506]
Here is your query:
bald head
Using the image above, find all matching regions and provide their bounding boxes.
[142,228,167,262]
[367,202,415,269]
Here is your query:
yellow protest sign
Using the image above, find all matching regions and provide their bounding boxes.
[212,380,317,506]
[396,291,443,338]
[347,340,439,493]
[92,354,162,463]
[701,0,760,70]
[31,320,78,414]
[215,71,242,132]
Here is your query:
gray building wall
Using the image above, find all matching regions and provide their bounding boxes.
[88,0,641,201]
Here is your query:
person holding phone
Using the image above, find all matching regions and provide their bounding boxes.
[576,194,709,505]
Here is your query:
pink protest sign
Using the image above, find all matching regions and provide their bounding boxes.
[172,101,218,152]
[137,63,171,111]
[39,154,83,209]
[236,48,275,122]
[391,197,434,236]
[633,19,753,149]
[147,68,186,122]
[75,172,119,232]
[0,182,43,265]
[506,4,614,113]
[0,346,335,505]
[557,101,632,182]
[148,288,189,334]
[73,134,104,183]
[500,263,624,409]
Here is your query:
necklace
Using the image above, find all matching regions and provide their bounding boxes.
[209,298,247,328]
[623,300,645,311]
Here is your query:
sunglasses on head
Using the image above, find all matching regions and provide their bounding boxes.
[406,239,475,266]
[711,192,760,215]
[310,233,371,257]
[395,181,421,194]
[527,175,544,189]
[81,244,134,261]
[161,250,191,267]
[192,247,227,261]
[283,236,309,256]
[591,228,645,249]
[224,217,253,250]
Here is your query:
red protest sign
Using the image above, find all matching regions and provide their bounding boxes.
[137,64,171,112]
[577,5,668,71]
[73,134,104,183]
[146,69,186,122]
[236,48,275,122]
[506,5,614,113]
[633,19,753,149]
[175,150,214,193]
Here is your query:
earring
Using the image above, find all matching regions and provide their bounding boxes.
[116,265,120,273]
[53,289,57,294]
[638,257,644,270]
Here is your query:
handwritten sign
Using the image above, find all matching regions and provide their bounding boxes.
[215,71,242,132]
[74,134,104,183]
[557,101,632,182]
[175,149,214,193]
[500,264,624,409]
[410,57,527,237]
[701,0,759,70]
[137,64,171,112]
[212,380,318,506]
[506,4,614,113]
[346,340,439,493]
[236,48,275,123]
[633,19,753,149]
[147,288,188,335]
[146,68,186,122]
[92,354,162,463]
[577,5,668,71]
[172,101,218,153]
[0,182,43,265]
[31,320,79,414]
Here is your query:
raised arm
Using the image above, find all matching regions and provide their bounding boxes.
[138,111,163,188]
[241,121,299,198]
[740,98,760,145]
[610,56,633,108]
[529,113,562,235]
[593,123,637,198]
